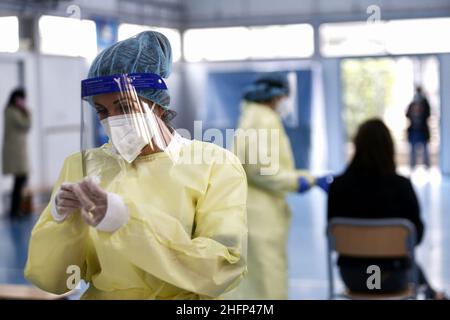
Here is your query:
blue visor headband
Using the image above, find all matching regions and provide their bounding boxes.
[81,73,168,99]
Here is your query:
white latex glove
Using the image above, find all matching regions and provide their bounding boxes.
[52,178,128,232]
[54,182,82,220]
[70,177,108,227]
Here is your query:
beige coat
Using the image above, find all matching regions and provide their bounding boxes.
[2,105,31,175]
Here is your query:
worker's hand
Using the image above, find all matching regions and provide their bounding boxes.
[315,175,334,193]
[71,177,108,227]
[55,182,82,217]
[298,177,312,193]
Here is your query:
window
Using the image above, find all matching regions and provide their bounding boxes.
[320,18,450,57]
[184,24,314,62]
[386,18,450,54]
[320,22,386,57]
[184,27,250,62]
[39,15,97,58]
[118,23,181,62]
[0,16,19,53]
[249,24,314,59]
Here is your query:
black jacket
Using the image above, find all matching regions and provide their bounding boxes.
[406,96,431,142]
[327,170,424,269]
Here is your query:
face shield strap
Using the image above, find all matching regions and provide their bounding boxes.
[81,73,168,99]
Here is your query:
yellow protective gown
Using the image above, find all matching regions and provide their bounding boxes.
[227,101,314,300]
[25,139,248,299]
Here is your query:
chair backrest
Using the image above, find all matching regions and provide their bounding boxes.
[327,218,416,258]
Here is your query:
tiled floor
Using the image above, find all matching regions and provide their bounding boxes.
[1,167,449,299]
[0,214,37,285]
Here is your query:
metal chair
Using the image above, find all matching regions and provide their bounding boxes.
[327,218,419,300]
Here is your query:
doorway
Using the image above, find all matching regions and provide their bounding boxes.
[341,56,440,168]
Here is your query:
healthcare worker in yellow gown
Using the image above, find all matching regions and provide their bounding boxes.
[228,73,330,300]
[25,31,248,300]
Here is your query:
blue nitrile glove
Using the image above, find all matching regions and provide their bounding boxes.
[298,177,312,193]
[316,175,334,193]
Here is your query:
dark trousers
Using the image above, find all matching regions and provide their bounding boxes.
[10,174,27,218]
[410,141,430,168]
[340,263,434,297]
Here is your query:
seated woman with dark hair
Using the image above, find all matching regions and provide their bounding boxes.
[328,118,445,299]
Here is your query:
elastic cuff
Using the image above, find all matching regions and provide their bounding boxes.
[51,189,70,223]
[95,192,129,233]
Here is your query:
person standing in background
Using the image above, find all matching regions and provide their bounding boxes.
[229,73,331,299]
[2,88,31,219]
[406,86,431,169]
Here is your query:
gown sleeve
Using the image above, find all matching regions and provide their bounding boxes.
[233,114,314,194]
[24,153,89,294]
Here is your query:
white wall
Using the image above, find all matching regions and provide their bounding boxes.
[38,55,88,186]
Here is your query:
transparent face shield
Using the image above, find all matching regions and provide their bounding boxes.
[81,73,174,179]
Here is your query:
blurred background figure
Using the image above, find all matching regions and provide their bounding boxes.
[406,86,431,169]
[2,88,31,219]
[328,119,445,299]
[228,72,328,300]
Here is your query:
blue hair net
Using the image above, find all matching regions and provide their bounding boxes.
[243,72,290,103]
[88,31,172,108]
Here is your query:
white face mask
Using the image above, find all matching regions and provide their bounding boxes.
[276,99,291,117]
[101,113,156,163]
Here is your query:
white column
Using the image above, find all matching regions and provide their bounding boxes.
[439,54,450,175]
[322,58,346,173]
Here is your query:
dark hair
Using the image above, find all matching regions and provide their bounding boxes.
[415,85,422,93]
[7,88,26,107]
[243,72,290,103]
[161,109,177,125]
[347,118,396,176]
